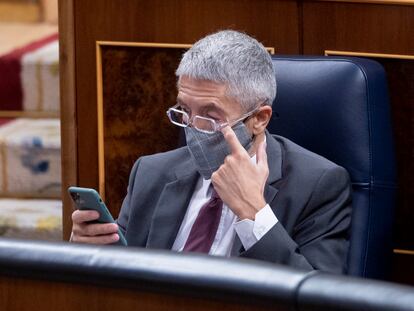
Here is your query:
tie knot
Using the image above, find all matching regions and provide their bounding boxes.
[211,187,220,200]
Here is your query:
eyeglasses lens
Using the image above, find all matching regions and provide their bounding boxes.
[193,117,215,133]
[169,109,189,125]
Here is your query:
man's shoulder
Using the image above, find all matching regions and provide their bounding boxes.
[130,146,192,180]
[140,145,190,164]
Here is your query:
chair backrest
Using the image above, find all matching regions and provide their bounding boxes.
[268,56,397,279]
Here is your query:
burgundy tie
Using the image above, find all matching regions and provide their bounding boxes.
[183,187,223,253]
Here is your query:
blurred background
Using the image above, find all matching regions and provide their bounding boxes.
[0,0,61,241]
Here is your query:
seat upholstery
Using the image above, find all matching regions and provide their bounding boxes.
[268,56,397,279]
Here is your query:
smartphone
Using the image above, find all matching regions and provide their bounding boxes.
[68,186,127,246]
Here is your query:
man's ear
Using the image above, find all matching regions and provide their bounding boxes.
[249,105,273,135]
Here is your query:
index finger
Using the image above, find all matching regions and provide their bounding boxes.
[72,209,100,224]
[221,125,247,155]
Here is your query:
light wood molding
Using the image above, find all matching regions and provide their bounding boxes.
[96,41,275,54]
[96,41,192,49]
[325,50,414,59]
[394,249,414,255]
[96,41,104,200]
[316,0,414,6]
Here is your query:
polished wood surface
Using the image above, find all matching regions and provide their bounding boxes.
[98,44,183,213]
[0,275,284,311]
[58,0,77,240]
[302,2,414,55]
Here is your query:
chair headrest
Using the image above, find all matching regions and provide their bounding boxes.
[268,56,396,186]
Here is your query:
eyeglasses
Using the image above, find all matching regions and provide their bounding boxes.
[166,104,260,134]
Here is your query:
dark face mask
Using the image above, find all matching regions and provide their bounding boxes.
[185,122,253,180]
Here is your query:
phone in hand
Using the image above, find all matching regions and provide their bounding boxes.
[68,186,127,246]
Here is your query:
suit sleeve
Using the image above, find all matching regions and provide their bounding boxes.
[240,166,352,274]
[116,159,141,236]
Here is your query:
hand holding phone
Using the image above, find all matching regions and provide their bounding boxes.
[68,186,127,246]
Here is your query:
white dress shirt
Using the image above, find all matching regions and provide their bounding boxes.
[172,155,278,256]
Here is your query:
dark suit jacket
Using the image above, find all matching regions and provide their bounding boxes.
[117,132,352,274]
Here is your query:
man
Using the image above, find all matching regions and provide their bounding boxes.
[72,30,352,274]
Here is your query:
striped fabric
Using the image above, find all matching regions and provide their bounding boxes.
[0,33,59,112]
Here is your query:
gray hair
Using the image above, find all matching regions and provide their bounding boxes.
[176,30,276,111]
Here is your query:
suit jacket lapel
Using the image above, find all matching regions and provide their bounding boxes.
[264,131,282,203]
[146,156,200,250]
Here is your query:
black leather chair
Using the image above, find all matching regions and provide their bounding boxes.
[0,239,413,311]
[268,56,397,279]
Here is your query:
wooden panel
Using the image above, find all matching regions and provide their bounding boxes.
[72,0,300,217]
[302,1,414,55]
[0,275,284,311]
[58,0,77,240]
[98,43,185,214]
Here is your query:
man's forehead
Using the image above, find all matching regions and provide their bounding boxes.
[177,76,243,115]
[177,76,227,95]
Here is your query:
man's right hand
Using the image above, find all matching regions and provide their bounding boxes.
[71,210,120,244]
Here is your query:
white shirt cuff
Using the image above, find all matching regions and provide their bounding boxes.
[234,204,278,251]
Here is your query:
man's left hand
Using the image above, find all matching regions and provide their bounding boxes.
[211,126,269,220]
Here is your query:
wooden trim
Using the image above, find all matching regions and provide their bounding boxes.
[0,111,59,118]
[95,41,196,200]
[325,50,414,60]
[58,0,77,241]
[315,0,414,6]
[394,249,414,255]
[94,41,195,199]
[96,40,275,54]
[96,42,105,200]
[95,41,195,199]
[96,41,193,49]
